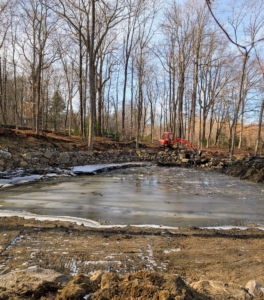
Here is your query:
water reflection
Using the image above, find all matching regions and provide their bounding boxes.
[0,165,263,227]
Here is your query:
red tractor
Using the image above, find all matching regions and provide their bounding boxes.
[159,132,197,152]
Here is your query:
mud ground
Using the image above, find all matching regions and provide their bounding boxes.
[1,217,264,299]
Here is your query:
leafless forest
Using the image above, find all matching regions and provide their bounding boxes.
[0,0,264,154]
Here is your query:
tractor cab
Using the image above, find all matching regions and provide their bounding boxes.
[159,132,174,147]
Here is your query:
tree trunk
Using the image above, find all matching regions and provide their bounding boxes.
[78,29,84,139]
[230,53,248,157]
[87,0,97,149]
[255,99,264,155]
[130,59,134,140]
[122,55,129,139]
[97,57,104,137]
[36,53,42,134]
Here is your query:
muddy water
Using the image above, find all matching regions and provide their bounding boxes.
[0,165,263,227]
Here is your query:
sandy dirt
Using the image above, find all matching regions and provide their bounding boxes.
[0,217,264,299]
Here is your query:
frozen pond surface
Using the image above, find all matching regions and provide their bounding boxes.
[0,165,263,227]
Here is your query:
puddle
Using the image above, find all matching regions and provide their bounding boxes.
[0,165,263,227]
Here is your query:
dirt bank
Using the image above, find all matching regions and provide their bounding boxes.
[223,157,264,183]
[0,217,264,299]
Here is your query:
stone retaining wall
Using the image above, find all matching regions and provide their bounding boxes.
[0,148,232,173]
[1,147,263,183]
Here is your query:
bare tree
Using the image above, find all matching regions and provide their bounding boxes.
[0,0,12,125]
[146,72,160,142]
[0,0,11,49]
[18,0,59,133]
[59,50,78,135]
[254,49,264,155]
[120,0,142,140]
[133,0,158,149]
[53,0,127,150]
[205,0,264,156]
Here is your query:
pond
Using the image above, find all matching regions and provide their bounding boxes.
[0,165,263,227]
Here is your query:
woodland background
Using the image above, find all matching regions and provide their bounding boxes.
[0,0,264,155]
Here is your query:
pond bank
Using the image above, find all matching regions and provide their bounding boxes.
[0,147,263,183]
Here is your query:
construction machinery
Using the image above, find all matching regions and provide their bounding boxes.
[159,132,197,152]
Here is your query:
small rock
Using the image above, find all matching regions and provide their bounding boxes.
[245,280,264,297]
[22,153,32,160]
[20,161,28,167]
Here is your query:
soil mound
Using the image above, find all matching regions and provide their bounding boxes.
[0,268,260,300]
[224,158,264,183]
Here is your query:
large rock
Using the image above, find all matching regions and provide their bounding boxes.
[191,280,253,299]
[43,151,53,159]
[0,267,70,299]
[59,152,70,164]
[19,161,28,167]
[0,150,11,159]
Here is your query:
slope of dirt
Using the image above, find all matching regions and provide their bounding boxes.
[0,128,254,157]
[0,128,155,154]
[223,158,264,183]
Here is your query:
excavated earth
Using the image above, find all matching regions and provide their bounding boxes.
[1,217,264,299]
[0,129,264,299]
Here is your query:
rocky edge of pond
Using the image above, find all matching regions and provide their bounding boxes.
[0,146,263,184]
[0,266,263,300]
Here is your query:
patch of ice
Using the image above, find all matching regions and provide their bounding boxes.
[0,211,264,231]
[201,225,264,231]
[137,244,157,269]
[0,175,43,188]
[0,210,102,227]
[72,162,151,174]
[0,162,150,189]
[163,248,180,254]
[172,248,181,252]
[45,173,59,178]
[5,234,24,251]
[84,260,121,265]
